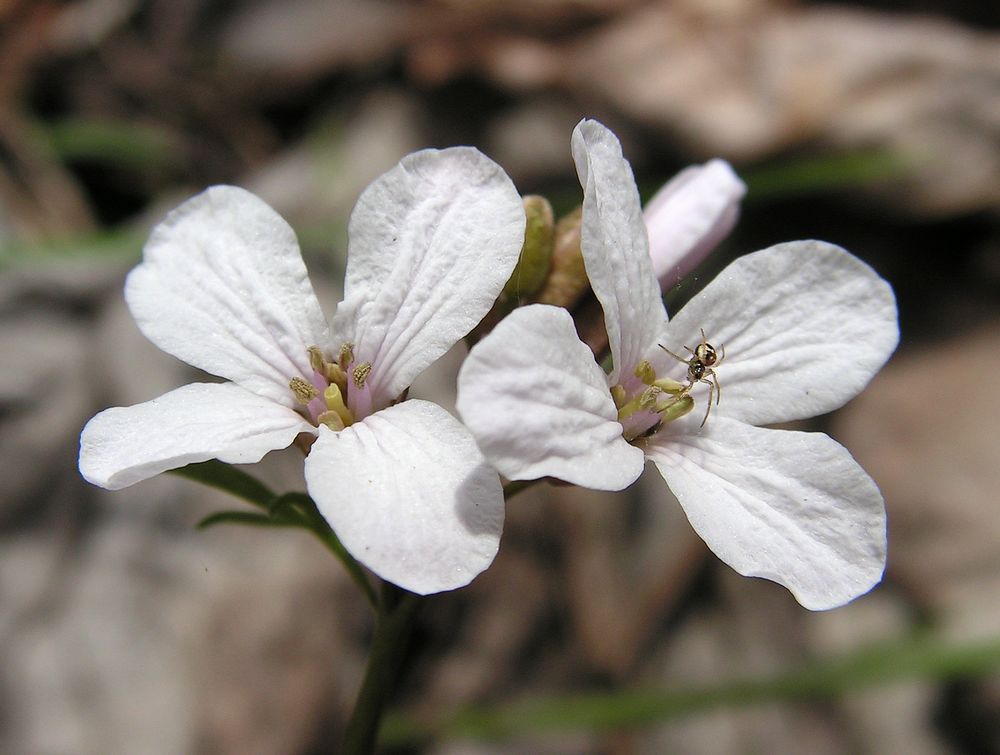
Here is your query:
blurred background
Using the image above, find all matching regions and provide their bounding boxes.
[2,0,1000,752]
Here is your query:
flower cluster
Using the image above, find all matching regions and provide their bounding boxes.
[80,119,898,609]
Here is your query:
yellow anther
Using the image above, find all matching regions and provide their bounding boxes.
[307,346,326,374]
[324,362,348,393]
[352,361,372,389]
[610,384,627,409]
[656,394,694,423]
[634,360,656,385]
[317,410,346,431]
[653,377,687,394]
[324,383,354,427]
[289,377,320,405]
[339,343,355,371]
[617,386,662,422]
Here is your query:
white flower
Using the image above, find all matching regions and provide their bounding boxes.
[644,159,745,290]
[457,120,898,610]
[80,148,526,595]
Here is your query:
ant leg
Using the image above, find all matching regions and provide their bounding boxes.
[711,371,721,405]
[699,377,714,427]
[658,344,689,365]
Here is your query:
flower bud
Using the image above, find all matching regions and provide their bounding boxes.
[534,205,587,308]
[502,195,554,301]
[644,160,745,290]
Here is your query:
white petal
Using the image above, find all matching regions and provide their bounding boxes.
[79,382,313,490]
[125,186,331,406]
[571,119,666,383]
[658,240,898,425]
[646,418,886,610]
[457,305,644,491]
[643,159,745,289]
[332,148,524,408]
[304,400,504,595]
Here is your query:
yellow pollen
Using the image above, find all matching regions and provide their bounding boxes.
[353,361,372,388]
[339,343,355,371]
[289,377,320,404]
[307,346,326,373]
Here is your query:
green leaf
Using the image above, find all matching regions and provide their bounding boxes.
[743,149,915,200]
[41,118,175,170]
[171,460,275,510]
[197,510,298,530]
[382,632,1000,745]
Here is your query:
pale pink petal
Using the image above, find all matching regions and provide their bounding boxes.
[646,417,886,610]
[571,119,666,383]
[332,148,524,410]
[654,240,898,426]
[457,305,644,491]
[126,186,331,406]
[644,159,745,289]
[79,382,313,490]
[304,400,504,595]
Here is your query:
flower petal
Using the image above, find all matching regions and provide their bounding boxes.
[571,119,666,383]
[79,382,313,490]
[646,417,886,610]
[125,186,331,406]
[304,400,504,595]
[457,304,644,491]
[657,240,898,425]
[644,159,745,289]
[333,148,525,409]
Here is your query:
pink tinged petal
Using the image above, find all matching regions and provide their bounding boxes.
[79,382,314,490]
[457,305,644,491]
[571,119,666,384]
[125,186,331,407]
[332,148,525,408]
[644,159,746,290]
[658,240,898,426]
[646,418,886,610]
[304,400,504,595]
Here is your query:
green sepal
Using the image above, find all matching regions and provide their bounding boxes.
[502,195,555,301]
[171,459,275,509]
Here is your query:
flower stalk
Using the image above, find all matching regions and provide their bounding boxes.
[342,581,424,754]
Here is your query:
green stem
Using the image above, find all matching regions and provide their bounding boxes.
[342,581,423,754]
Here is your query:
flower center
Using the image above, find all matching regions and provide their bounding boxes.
[287,344,372,431]
[612,360,693,441]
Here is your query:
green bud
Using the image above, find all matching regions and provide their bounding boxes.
[503,195,554,301]
[534,206,587,308]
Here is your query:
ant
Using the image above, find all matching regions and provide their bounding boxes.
[658,329,725,427]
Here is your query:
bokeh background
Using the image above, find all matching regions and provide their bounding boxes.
[2,0,1000,752]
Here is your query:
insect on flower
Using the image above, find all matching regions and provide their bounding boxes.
[659,329,725,427]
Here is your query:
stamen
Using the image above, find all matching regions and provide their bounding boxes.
[289,377,320,404]
[653,376,686,394]
[610,384,627,409]
[656,394,694,423]
[307,346,326,374]
[324,362,348,393]
[317,410,346,431]
[339,343,355,371]
[617,386,662,422]
[634,360,656,385]
[353,362,372,388]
